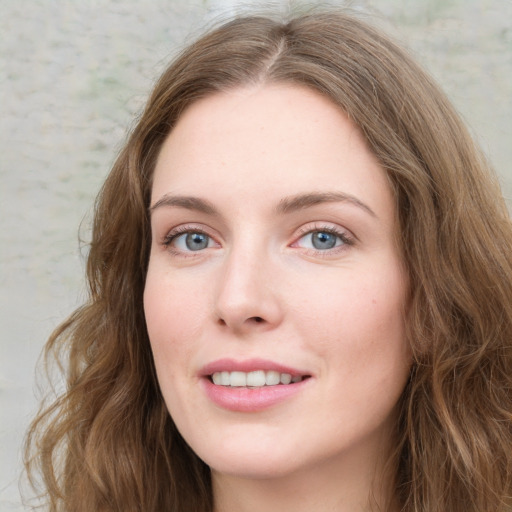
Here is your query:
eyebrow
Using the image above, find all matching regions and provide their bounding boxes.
[276,192,376,217]
[149,191,376,218]
[149,195,218,215]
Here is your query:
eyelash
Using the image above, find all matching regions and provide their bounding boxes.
[161,223,354,257]
[162,225,217,257]
[293,224,354,254]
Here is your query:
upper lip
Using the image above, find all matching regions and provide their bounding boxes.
[200,358,310,377]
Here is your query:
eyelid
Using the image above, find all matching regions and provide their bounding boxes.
[161,223,221,252]
[158,221,355,257]
[290,222,355,252]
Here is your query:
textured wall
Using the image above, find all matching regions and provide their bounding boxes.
[1,0,511,509]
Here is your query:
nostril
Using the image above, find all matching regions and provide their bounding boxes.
[216,315,267,328]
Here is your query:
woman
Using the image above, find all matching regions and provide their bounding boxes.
[25,9,512,512]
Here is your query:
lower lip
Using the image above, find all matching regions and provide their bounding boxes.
[201,378,309,412]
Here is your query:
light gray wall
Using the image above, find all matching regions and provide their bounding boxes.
[1,1,511,509]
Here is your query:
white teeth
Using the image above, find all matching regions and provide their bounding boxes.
[265,370,280,386]
[230,371,247,387]
[246,370,266,387]
[280,373,292,385]
[211,370,303,387]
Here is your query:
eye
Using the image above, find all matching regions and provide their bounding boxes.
[165,230,216,252]
[294,227,352,252]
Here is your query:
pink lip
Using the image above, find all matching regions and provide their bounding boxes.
[199,358,311,413]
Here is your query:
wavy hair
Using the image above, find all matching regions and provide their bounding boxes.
[25,9,512,512]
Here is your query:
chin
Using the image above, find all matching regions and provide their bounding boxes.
[208,455,301,481]
[189,432,304,480]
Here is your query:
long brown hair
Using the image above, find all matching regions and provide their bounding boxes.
[25,9,512,512]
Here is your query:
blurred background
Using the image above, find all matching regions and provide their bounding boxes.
[1,0,511,509]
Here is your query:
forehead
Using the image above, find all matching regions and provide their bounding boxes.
[151,84,394,224]
[159,84,366,163]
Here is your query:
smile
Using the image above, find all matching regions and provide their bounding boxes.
[201,358,312,412]
[211,370,305,387]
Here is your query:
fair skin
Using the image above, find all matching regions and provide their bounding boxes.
[144,84,411,512]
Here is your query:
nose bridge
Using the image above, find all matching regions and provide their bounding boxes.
[214,232,282,331]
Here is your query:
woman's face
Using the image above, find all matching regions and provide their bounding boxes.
[144,84,411,482]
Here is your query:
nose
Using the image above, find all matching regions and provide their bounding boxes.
[213,245,284,334]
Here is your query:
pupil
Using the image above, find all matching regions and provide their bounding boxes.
[186,233,209,251]
[312,231,337,250]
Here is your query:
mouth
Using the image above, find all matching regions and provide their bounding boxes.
[200,358,312,410]
[209,370,309,387]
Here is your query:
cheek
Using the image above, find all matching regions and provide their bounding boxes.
[144,264,205,342]
[143,272,203,419]
[295,266,409,378]
[144,270,197,382]
[143,267,220,429]
[297,264,405,330]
